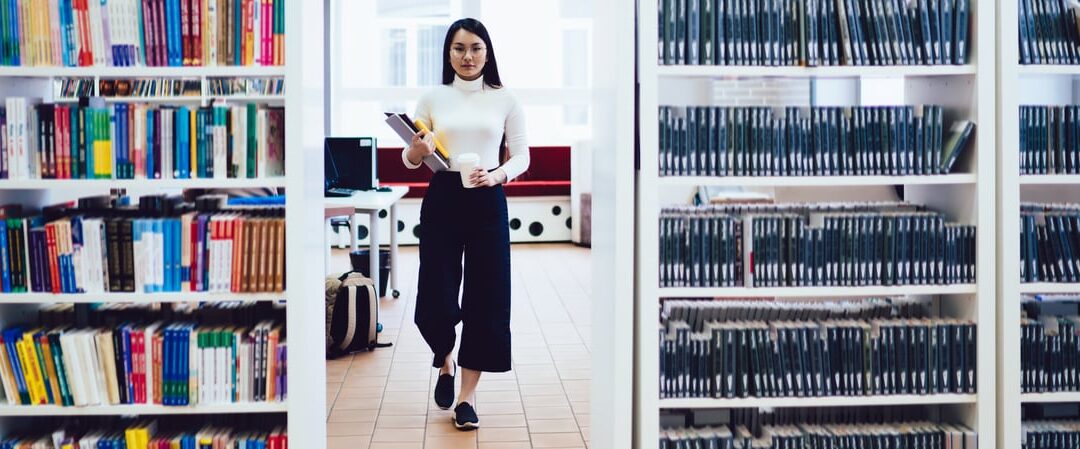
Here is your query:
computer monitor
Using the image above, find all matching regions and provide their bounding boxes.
[325,137,378,190]
[324,140,341,191]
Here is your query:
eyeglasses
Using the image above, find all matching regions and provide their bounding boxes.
[451,47,487,59]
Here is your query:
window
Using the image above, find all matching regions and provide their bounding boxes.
[330,0,593,146]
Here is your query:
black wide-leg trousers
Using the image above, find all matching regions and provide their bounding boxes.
[414,171,512,373]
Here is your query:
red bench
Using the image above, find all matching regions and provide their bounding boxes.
[377,146,571,199]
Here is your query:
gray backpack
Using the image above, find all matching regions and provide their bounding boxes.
[325,271,392,358]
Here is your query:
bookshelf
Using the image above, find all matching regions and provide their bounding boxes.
[636,2,996,448]
[0,1,323,447]
[998,1,1080,447]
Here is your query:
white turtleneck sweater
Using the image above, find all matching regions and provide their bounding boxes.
[401,75,530,182]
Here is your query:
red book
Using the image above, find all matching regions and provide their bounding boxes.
[136,330,146,403]
[141,0,154,65]
[180,0,191,65]
[192,0,202,65]
[60,105,70,180]
[76,0,91,66]
[230,217,241,292]
[261,0,271,65]
[45,223,60,294]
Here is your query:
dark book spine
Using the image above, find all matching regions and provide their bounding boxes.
[106,219,122,292]
[121,218,135,292]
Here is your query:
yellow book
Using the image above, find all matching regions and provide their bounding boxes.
[16,333,46,405]
[412,120,450,160]
[125,428,139,449]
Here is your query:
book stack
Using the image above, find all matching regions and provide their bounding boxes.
[55,78,97,98]
[659,202,977,288]
[1019,105,1080,175]
[0,302,286,407]
[660,421,976,449]
[1018,0,1080,64]
[658,105,975,177]
[1019,203,1080,283]
[0,0,285,67]
[659,298,976,399]
[657,0,971,66]
[1,423,287,448]
[206,77,284,96]
[1023,421,1080,449]
[0,198,286,294]
[0,98,286,180]
[1020,301,1080,393]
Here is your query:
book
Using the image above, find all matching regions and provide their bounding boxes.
[660,202,977,288]
[660,420,976,449]
[659,105,956,177]
[383,112,450,172]
[0,99,283,180]
[0,301,286,407]
[0,194,285,294]
[0,0,281,67]
[1019,0,1080,65]
[659,296,976,399]
[1024,421,1080,448]
[1019,203,1080,283]
[660,0,971,67]
[0,422,287,447]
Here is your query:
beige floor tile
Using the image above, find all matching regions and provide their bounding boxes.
[473,414,527,428]
[522,395,570,407]
[327,435,370,449]
[328,408,380,423]
[427,421,464,436]
[371,428,425,443]
[375,414,427,428]
[517,374,561,385]
[380,403,430,415]
[327,421,376,436]
[574,414,590,427]
[581,427,590,441]
[519,383,564,397]
[476,390,522,403]
[476,427,530,443]
[569,401,589,415]
[476,401,524,415]
[332,397,383,410]
[338,386,386,400]
[557,369,591,381]
[524,406,574,420]
[344,376,389,388]
[368,443,424,449]
[531,432,585,448]
[382,391,429,403]
[476,380,520,392]
[477,443,532,449]
[527,419,579,433]
[386,380,431,392]
[392,351,435,362]
[424,434,478,449]
[327,381,343,391]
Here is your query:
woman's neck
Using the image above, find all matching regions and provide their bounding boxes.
[453,74,485,92]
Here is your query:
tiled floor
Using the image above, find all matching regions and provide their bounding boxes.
[326,243,593,449]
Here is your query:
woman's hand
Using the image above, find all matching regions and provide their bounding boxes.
[407,131,436,166]
[469,167,506,187]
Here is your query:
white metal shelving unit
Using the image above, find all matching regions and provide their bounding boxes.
[635,2,996,448]
[997,1,1080,447]
[0,0,323,446]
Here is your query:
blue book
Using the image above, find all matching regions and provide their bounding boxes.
[176,325,187,404]
[235,0,243,65]
[122,326,134,403]
[115,104,125,178]
[9,0,19,65]
[172,219,181,291]
[169,0,182,66]
[154,219,164,292]
[1,328,28,404]
[177,106,189,178]
[70,216,83,292]
[163,218,173,291]
[136,0,147,64]
[164,326,174,405]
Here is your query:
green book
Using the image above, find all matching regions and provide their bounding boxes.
[939,120,974,174]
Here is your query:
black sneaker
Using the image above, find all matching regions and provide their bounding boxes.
[434,362,456,409]
[452,402,479,430]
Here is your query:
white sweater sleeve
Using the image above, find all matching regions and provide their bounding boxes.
[498,96,530,181]
[401,95,432,170]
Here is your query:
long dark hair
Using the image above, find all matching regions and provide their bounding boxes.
[442,18,503,89]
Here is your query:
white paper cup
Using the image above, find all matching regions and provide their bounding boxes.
[455,153,480,188]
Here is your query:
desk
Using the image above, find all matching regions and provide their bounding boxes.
[325,186,410,298]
